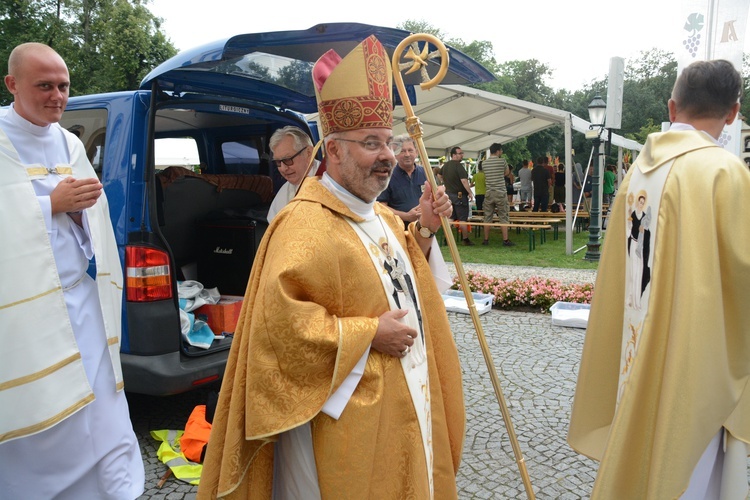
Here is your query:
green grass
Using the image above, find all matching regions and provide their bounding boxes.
[437,225,602,269]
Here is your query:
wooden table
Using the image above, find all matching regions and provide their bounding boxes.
[509,211,591,233]
[472,215,562,241]
[449,220,552,251]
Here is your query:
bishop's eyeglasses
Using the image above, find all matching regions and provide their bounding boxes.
[334,138,402,156]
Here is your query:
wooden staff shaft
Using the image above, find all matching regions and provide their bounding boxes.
[392,34,535,500]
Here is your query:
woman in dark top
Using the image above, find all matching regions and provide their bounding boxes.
[505,165,516,210]
[554,163,566,205]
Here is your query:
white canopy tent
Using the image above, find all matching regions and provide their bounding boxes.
[391,84,642,156]
[309,83,643,254]
[392,84,642,255]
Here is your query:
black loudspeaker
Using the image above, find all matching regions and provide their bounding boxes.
[197,218,256,295]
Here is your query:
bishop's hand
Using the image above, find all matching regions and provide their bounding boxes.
[418,181,449,233]
[372,309,417,358]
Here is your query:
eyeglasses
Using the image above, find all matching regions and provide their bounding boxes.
[273,147,307,167]
[334,138,402,155]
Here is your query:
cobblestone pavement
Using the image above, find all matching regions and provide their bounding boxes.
[453,308,596,499]
[129,264,750,498]
[131,310,597,499]
[129,265,596,498]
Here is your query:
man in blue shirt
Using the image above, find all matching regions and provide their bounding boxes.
[377,134,428,228]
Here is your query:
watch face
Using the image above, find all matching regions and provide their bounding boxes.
[419,225,433,238]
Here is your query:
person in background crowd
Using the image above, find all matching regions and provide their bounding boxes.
[440,145,474,245]
[433,165,443,185]
[472,162,486,212]
[267,125,319,222]
[569,58,750,499]
[0,42,144,500]
[531,156,551,212]
[518,159,533,210]
[602,164,616,206]
[554,162,566,208]
[572,162,585,209]
[544,156,556,203]
[481,143,515,246]
[583,163,593,201]
[378,134,429,228]
[505,163,516,211]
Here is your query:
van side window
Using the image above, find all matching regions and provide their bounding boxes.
[60,108,108,178]
[87,130,106,177]
[220,139,265,175]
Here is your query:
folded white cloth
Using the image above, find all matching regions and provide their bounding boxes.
[177,281,221,348]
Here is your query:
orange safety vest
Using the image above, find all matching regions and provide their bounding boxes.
[180,405,212,463]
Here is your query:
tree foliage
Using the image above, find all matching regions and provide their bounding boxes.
[398,19,750,167]
[4,10,749,153]
[398,20,447,40]
[0,0,176,105]
[276,60,315,96]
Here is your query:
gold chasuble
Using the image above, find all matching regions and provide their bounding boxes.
[197,178,465,499]
[568,129,750,499]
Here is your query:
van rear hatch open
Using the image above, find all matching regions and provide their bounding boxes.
[61,23,494,396]
[140,22,494,110]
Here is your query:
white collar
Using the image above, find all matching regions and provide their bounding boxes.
[320,172,376,220]
[3,103,53,137]
[669,122,720,145]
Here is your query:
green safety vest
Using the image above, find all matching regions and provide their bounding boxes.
[150,429,202,485]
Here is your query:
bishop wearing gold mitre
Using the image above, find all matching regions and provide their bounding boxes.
[197,35,465,500]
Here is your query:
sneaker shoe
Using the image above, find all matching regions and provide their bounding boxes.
[503,240,516,247]
[463,238,475,246]
[482,240,489,246]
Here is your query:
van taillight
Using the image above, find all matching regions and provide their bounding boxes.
[125,246,173,301]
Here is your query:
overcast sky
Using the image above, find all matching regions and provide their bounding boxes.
[147,0,749,92]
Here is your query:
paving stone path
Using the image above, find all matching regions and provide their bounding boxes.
[131,312,601,498]
[134,265,750,499]
[453,308,596,498]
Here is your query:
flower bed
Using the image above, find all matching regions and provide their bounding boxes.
[451,271,593,313]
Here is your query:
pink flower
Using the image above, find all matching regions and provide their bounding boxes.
[451,272,593,313]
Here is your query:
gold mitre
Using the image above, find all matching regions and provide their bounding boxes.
[312,35,393,136]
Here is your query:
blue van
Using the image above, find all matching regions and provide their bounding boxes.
[58,23,494,395]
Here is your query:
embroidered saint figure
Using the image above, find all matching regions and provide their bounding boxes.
[627,190,652,309]
[381,242,423,338]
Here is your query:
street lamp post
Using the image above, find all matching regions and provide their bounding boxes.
[584,94,606,262]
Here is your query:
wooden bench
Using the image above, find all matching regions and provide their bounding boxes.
[472,214,562,241]
[508,216,562,240]
[448,221,552,251]
[510,211,591,233]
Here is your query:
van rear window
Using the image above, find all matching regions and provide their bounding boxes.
[156,138,200,172]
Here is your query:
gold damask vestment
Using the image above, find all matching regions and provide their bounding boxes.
[197,177,465,499]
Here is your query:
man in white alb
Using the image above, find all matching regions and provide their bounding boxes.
[0,42,144,499]
[267,125,320,222]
